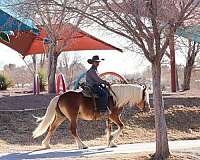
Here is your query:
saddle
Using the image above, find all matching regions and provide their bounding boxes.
[79,82,114,119]
[79,83,99,98]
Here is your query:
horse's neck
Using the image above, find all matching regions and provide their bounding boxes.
[111,85,132,107]
[111,84,143,107]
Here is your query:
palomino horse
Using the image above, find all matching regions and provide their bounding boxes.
[33,84,150,149]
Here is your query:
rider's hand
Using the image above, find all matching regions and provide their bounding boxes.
[106,81,111,87]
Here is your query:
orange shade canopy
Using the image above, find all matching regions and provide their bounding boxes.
[0,24,122,57]
[0,31,35,55]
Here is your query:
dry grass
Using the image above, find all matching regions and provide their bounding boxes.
[0,105,199,153]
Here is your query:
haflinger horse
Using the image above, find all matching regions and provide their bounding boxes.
[32,84,150,149]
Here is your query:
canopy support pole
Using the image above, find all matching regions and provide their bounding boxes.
[169,34,176,92]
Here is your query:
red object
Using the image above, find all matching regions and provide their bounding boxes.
[56,73,66,95]
[169,35,176,92]
[100,72,128,83]
[0,24,122,57]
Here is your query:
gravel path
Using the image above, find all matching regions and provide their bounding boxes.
[0,140,199,160]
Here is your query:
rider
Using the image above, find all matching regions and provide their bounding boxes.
[86,55,110,116]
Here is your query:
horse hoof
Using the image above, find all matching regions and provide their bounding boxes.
[110,144,117,148]
[43,145,50,149]
[108,142,117,148]
[79,146,88,149]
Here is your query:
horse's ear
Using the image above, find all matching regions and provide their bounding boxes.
[142,84,147,100]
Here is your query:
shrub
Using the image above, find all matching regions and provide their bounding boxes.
[38,69,47,91]
[0,74,13,90]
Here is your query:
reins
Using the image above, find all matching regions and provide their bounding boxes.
[108,86,116,97]
[108,85,118,104]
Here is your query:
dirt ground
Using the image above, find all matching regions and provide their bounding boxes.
[0,88,200,159]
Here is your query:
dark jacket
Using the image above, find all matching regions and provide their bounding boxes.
[86,65,107,87]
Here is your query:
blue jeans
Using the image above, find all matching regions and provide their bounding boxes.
[92,84,108,112]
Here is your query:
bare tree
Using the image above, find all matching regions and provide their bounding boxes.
[65,0,200,159]
[9,0,89,93]
[58,54,86,89]
[182,40,200,90]
[4,64,33,87]
[175,36,200,91]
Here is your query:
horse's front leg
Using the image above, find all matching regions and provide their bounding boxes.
[108,114,124,148]
[70,119,88,149]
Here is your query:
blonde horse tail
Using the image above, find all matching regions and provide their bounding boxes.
[32,95,60,139]
[32,114,45,122]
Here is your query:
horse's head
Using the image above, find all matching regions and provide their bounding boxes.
[136,85,151,112]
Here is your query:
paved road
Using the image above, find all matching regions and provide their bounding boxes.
[0,140,200,160]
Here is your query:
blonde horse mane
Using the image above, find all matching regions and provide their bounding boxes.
[110,84,145,107]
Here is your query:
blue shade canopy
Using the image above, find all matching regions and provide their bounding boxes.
[0,8,39,34]
[176,25,200,43]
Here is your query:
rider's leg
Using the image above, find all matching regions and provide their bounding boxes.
[93,85,108,113]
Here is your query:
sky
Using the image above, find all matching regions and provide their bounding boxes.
[0,44,26,67]
[0,42,186,75]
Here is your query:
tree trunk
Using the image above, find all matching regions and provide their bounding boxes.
[182,42,199,91]
[182,64,193,91]
[152,59,170,159]
[47,44,58,93]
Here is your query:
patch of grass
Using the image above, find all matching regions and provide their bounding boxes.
[0,74,13,90]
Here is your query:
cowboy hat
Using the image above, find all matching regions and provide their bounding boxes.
[87,55,105,64]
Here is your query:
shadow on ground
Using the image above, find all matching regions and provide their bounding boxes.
[0,147,111,160]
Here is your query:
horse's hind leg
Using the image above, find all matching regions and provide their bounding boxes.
[108,114,124,148]
[70,119,88,149]
[58,103,88,149]
[106,119,112,147]
[42,113,65,149]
